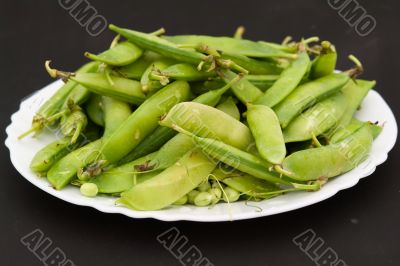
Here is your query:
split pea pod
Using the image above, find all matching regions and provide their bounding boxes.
[277,125,373,181]
[117,149,216,211]
[172,126,288,185]
[310,41,337,79]
[85,41,143,66]
[160,102,254,150]
[255,52,311,107]
[99,81,191,164]
[274,73,351,128]
[283,91,348,143]
[247,104,286,164]
[118,79,238,164]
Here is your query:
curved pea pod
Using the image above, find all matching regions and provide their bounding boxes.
[150,63,215,83]
[70,73,146,104]
[220,52,283,75]
[109,25,207,65]
[310,41,337,79]
[216,97,240,121]
[101,96,131,138]
[221,173,280,199]
[163,35,296,59]
[117,51,162,79]
[219,69,263,104]
[47,139,102,190]
[283,92,347,143]
[330,119,382,143]
[247,104,286,164]
[85,94,104,127]
[274,73,350,128]
[160,102,254,150]
[118,80,236,164]
[256,52,311,108]
[85,41,143,66]
[30,127,99,174]
[334,79,376,130]
[100,81,191,164]
[279,125,373,181]
[86,152,160,194]
[173,127,289,185]
[117,149,216,211]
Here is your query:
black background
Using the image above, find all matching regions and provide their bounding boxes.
[1,0,399,265]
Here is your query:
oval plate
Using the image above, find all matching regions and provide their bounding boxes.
[5,80,398,222]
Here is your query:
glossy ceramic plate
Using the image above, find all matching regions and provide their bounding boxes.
[5,80,398,221]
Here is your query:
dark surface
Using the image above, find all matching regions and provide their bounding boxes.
[1,0,399,265]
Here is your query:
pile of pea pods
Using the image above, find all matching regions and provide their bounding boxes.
[21,24,383,211]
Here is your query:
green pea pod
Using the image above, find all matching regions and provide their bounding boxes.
[247,104,286,164]
[220,69,263,104]
[283,92,348,143]
[220,52,283,75]
[310,41,337,79]
[85,94,104,127]
[86,152,160,194]
[150,63,215,83]
[163,35,296,59]
[256,52,311,107]
[221,173,281,199]
[60,109,88,144]
[245,75,279,91]
[100,81,191,164]
[118,80,237,165]
[173,127,288,185]
[274,73,350,128]
[109,25,207,65]
[19,61,99,139]
[216,97,240,121]
[160,102,253,151]
[63,84,91,106]
[85,41,143,66]
[279,125,373,181]
[334,79,376,130]
[47,139,103,190]
[117,149,216,211]
[117,51,162,79]
[70,73,146,104]
[141,59,176,94]
[330,119,382,143]
[101,96,131,138]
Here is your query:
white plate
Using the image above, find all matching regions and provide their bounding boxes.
[5,80,398,222]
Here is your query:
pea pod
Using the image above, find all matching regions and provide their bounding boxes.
[216,97,240,121]
[85,41,143,66]
[247,104,286,164]
[150,63,215,84]
[117,149,216,211]
[172,126,289,185]
[219,69,263,104]
[274,73,350,128]
[30,127,99,174]
[163,35,297,59]
[256,52,311,107]
[220,52,283,75]
[141,59,176,93]
[19,61,99,139]
[118,79,237,164]
[99,81,191,164]
[60,109,88,144]
[85,152,160,194]
[85,94,104,127]
[245,75,279,91]
[330,119,382,143]
[278,125,373,181]
[160,102,253,151]
[117,51,162,79]
[283,92,347,143]
[310,41,337,79]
